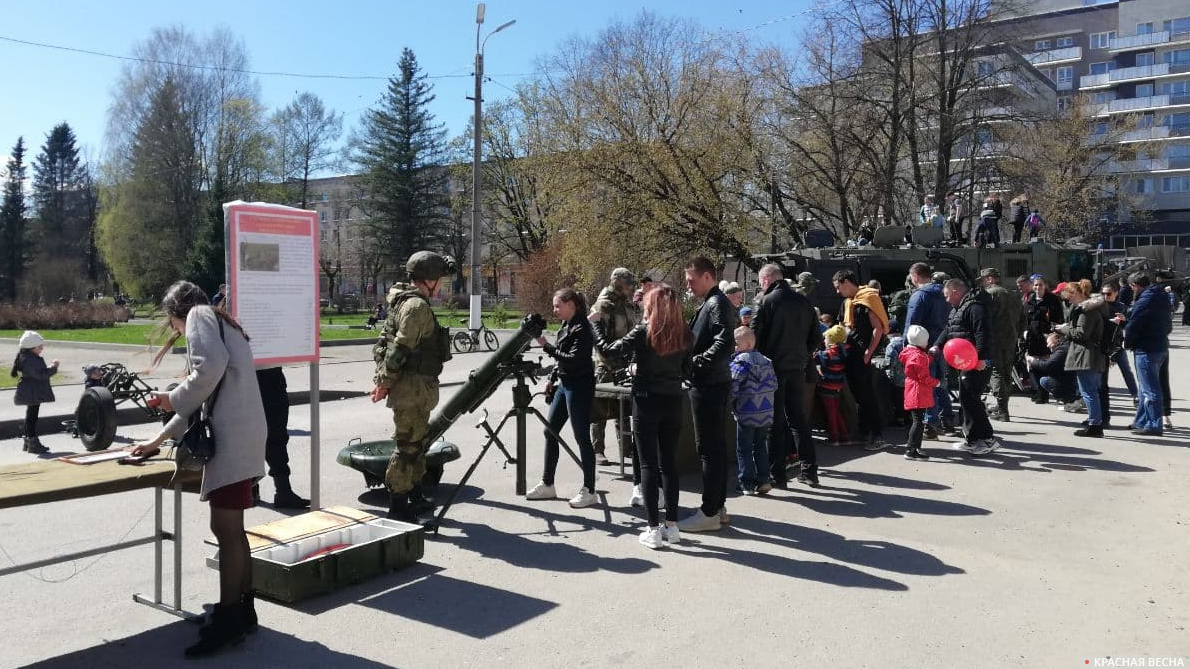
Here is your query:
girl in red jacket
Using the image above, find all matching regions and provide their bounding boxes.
[900,325,938,460]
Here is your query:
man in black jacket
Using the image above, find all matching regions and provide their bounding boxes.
[1027,332,1077,403]
[678,256,737,533]
[931,278,999,455]
[754,264,820,486]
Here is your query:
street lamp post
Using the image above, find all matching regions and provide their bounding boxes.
[470,3,515,331]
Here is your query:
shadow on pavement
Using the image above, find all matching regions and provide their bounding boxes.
[822,470,951,491]
[23,624,399,669]
[675,538,911,591]
[773,483,991,519]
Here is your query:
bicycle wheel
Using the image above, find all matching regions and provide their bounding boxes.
[453,330,476,353]
[483,328,499,351]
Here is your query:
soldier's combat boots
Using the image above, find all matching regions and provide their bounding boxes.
[23,436,48,454]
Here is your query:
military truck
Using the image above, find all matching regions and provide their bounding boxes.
[745,241,1096,317]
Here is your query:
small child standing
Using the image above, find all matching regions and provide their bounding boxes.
[900,325,938,461]
[816,325,850,446]
[730,327,777,495]
[12,331,59,454]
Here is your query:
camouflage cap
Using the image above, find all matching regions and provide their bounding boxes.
[979,267,1001,279]
[610,267,637,285]
[931,271,950,284]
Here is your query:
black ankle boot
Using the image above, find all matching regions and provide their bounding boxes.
[200,592,258,637]
[185,602,245,658]
[24,436,48,454]
[386,494,417,522]
[272,477,310,509]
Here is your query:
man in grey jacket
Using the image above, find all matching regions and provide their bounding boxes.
[678,256,737,532]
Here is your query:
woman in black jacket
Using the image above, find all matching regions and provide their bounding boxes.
[528,288,599,508]
[593,284,692,550]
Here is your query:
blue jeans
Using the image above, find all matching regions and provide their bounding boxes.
[1133,350,1167,432]
[1075,370,1103,426]
[542,377,597,491]
[736,423,771,489]
[1039,375,1077,402]
[1110,349,1138,397]
[926,354,949,426]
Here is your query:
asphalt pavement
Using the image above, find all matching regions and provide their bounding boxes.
[1,329,1187,668]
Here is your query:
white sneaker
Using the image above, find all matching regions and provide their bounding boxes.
[629,485,644,507]
[525,482,556,500]
[638,526,665,550]
[677,509,721,533]
[568,487,597,508]
[660,524,681,544]
[718,506,730,525]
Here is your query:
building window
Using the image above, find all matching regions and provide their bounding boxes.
[1092,91,1116,104]
[1161,176,1190,192]
[1089,31,1116,49]
[1093,121,1110,135]
[1056,66,1074,84]
[320,229,326,242]
[1089,61,1116,75]
[1132,178,1154,194]
[1164,17,1190,37]
[1161,80,1190,95]
[1136,83,1155,97]
[319,211,328,225]
[1136,22,1154,35]
[1167,112,1190,129]
[1056,36,1075,48]
[976,60,994,76]
[1137,52,1155,66]
[1057,96,1072,111]
[1035,40,1051,51]
[1163,49,1190,65]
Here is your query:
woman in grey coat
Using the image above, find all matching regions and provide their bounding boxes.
[131,280,266,658]
[1058,279,1108,437]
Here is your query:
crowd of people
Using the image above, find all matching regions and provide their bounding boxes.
[524,257,1183,552]
[847,192,1047,248]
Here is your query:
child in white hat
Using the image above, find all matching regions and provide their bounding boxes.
[11,330,58,454]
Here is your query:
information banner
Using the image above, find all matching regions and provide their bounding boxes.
[224,201,320,365]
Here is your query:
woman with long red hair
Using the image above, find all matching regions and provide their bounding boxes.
[592,283,692,550]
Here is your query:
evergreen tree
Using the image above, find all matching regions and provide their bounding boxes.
[31,123,87,260]
[0,138,29,301]
[354,47,450,277]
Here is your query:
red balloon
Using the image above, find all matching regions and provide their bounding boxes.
[943,338,978,371]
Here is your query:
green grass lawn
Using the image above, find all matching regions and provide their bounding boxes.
[320,309,526,330]
[0,366,16,389]
[0,324,161,346]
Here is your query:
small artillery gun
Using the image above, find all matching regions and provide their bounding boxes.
[65,363,174,451]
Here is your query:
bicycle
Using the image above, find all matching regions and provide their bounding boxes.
[451,324,500,353]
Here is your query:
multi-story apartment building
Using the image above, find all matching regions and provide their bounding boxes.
[301,174,523,304]
[1005,0,1190,247]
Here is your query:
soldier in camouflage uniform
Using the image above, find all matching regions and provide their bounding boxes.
[371,251,454,522]
[590,268,639,464]
[979,267,1024,421]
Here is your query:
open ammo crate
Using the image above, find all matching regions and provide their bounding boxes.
[206,506,424,603]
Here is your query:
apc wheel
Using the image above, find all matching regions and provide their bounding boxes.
[452,330,476,354]
[483,329,499,351]
[77,387,118,451]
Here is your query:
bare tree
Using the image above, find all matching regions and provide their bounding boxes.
[272,92,344,208]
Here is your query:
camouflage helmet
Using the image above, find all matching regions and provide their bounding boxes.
[406,251,454,282]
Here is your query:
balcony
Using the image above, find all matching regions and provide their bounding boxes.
[1110,29,1190,53]
[1024,46,1082,66]
[1118,126,1171,142]
[1107,95,1170,113]
[1080,73,1110,89]
[1110,158,1169,172]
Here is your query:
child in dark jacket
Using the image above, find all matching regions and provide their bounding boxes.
[730,327,777,495]
[900,325,938,460]
[816,325,850,445]
[12,330,59,454]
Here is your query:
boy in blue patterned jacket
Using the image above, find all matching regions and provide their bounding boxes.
[730,327,778,495]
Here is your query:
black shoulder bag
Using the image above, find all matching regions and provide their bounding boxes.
[174,319,226,471]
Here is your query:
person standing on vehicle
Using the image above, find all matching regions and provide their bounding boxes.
[590,268,639,467]
[371,251,454,523]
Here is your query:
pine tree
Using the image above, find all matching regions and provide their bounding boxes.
[354,47,450,277]
[0,138,29,301]
[32,123,87,260]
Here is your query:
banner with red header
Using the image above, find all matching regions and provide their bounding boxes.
[224,201,320,365]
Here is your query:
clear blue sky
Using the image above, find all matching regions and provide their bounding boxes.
[1,0,812,170]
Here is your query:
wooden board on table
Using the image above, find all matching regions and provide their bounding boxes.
[0,457,200,509]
